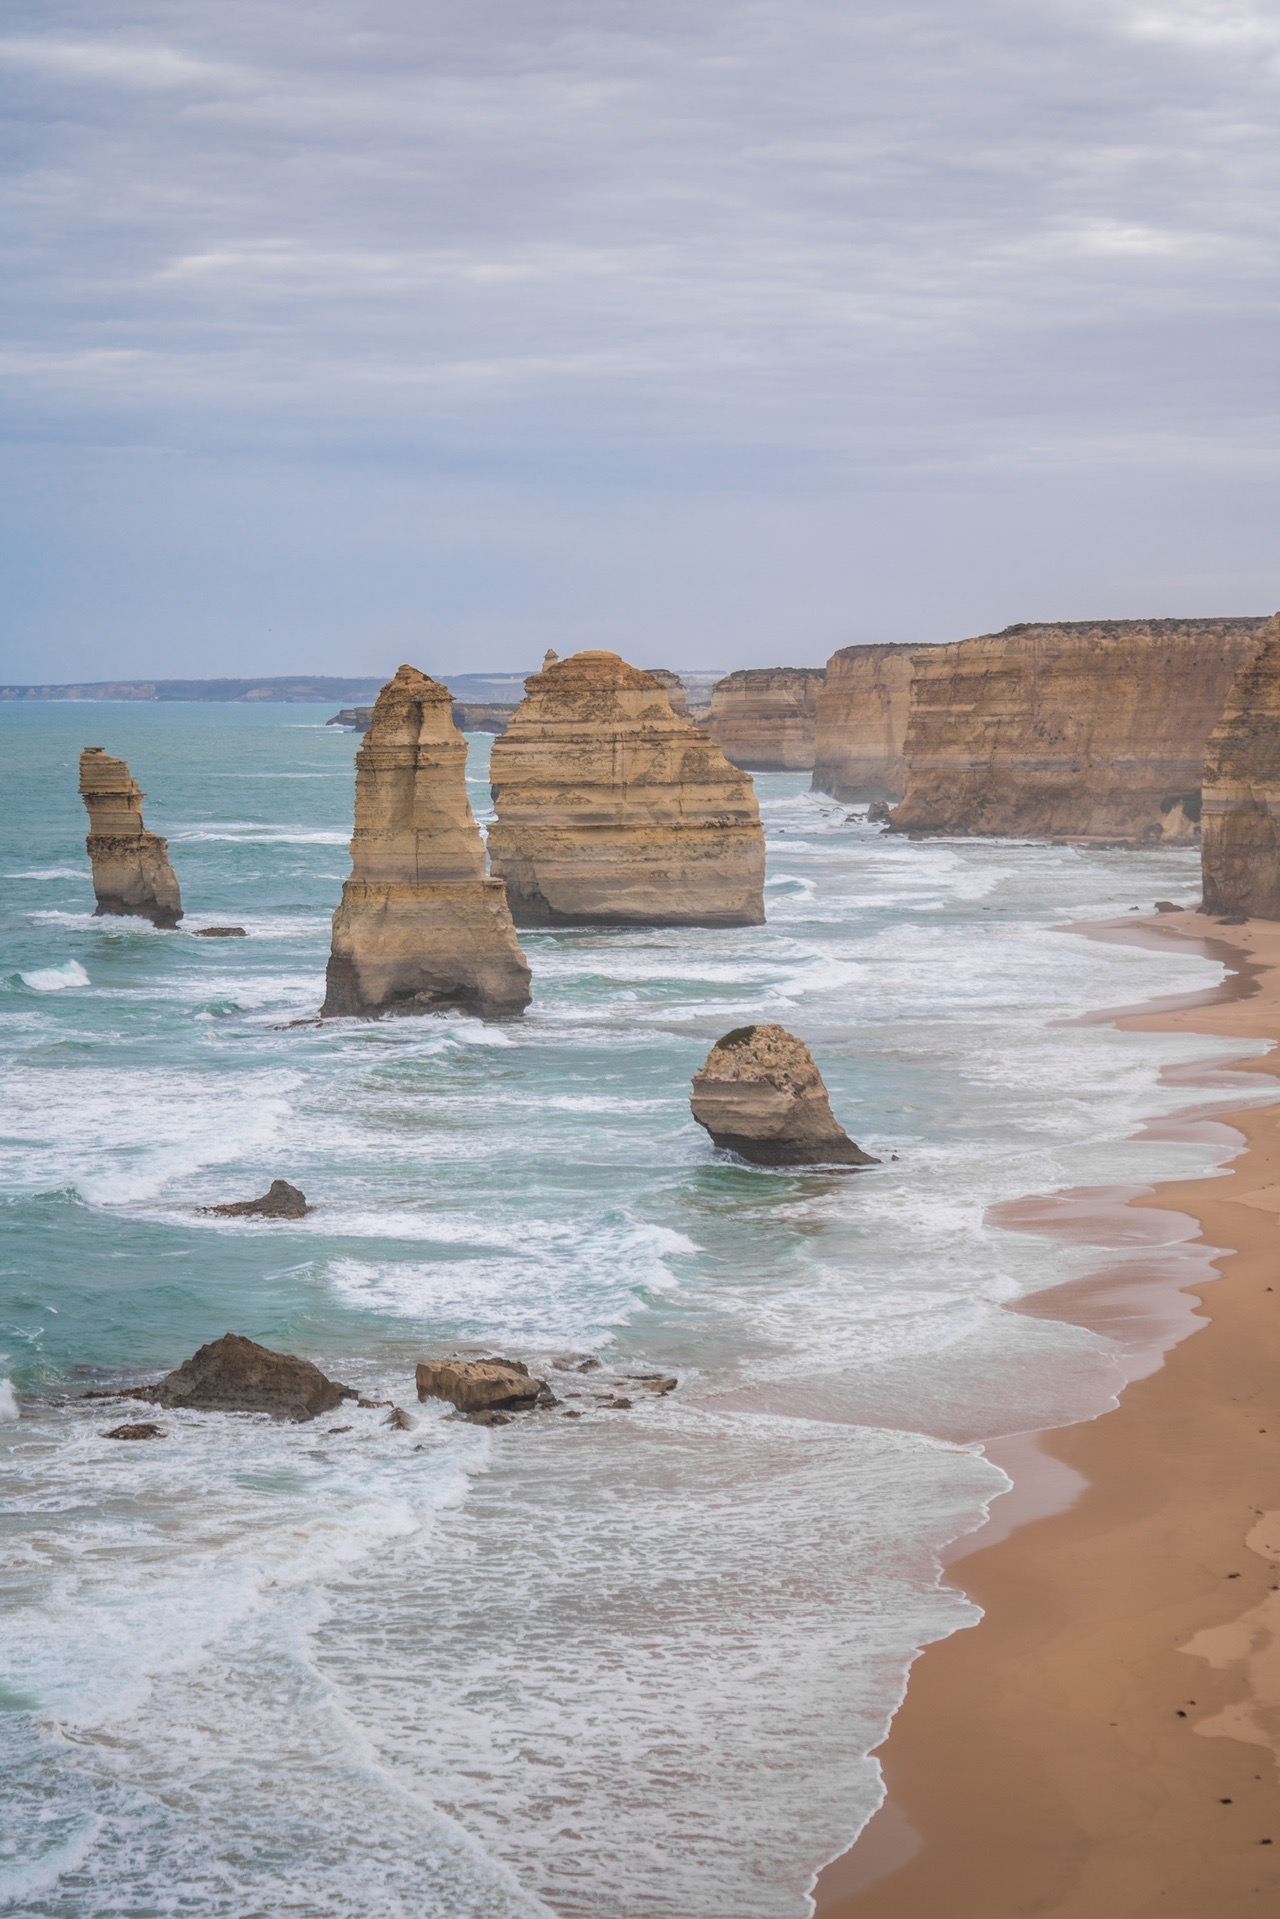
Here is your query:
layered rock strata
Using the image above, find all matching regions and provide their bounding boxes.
[690,1024,878,1167]
[892,619,1268,842]
[1201,614,1280,917]
[488,651,765,926]
[641,668,689,715]
[322,666,531,1017]
[811,645,917,801]
[79,747,183,925]
[707,668,825,770]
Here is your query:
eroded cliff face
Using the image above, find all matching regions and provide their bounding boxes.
[811,645,916,802]
[322,665,531,1017]
[706,669,824,770]
[1201,614,1280,917]
[488,650,765,926]
[892,619,1269,843]
[641,668,688,715]
[79,747,183,925]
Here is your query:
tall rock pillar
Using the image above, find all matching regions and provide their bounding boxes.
[488,651,766,926]
[322,665,531,1017]
[1201,613,1280,919]
[79,748,183,926]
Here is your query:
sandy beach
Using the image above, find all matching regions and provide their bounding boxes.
[815,908,1280,1919]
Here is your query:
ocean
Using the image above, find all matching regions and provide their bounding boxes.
[0,701,1256,1918]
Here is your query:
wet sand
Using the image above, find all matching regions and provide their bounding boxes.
[813,908,1280,1919]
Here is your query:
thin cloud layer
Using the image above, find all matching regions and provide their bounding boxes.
[1,0,1277,673]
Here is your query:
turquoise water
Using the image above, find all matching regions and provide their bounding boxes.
[0,702,1252,1916]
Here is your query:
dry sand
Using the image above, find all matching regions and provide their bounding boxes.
[814,908,1280,1919]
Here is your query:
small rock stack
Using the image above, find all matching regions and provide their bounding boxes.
[79,747,183,926]
[691,1024,878,1167]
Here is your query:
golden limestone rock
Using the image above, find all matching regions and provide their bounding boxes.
[707,668,825,770]
[811,644,917,802]
[691,1023,878,1168]
[1202,613,1280,919]
[640,667,689,715]
[322,665,531,1018]
[78,747,183,926]
[488,650,765,926]
[891,619,1268,842]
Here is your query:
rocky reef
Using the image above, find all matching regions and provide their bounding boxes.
[206,1180,310,1219]
[322,665,531,1018]
[706,668,825,770]
[811,645,917,801]
[415,1356,554,1417]
[690,1024,878,1167]
[78,747,183,926]
[1201,614,1280,918]
[892,619,1268,842]
[128,1334,354,1422]
[488,651,766,926]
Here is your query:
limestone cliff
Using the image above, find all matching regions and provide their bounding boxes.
[322,665,531,1017]
[79,747,183,926]
[488,651,765,926]
[641,668,689,715]
[706,668,825,770]
[1201,614,1280,917]
[690,1024,878,1167]
[811,645,916,801]
[892,619,1268,842]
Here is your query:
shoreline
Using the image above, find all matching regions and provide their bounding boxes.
[813,907,1280,1917]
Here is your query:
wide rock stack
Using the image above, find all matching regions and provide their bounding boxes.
[811,644,917,801]
[1202,613,1280,919]
[892,619,1267,842]
[691,1024,878,1167]
[707,668,825,770]
[79,747,183,926]
[322,665,531,1017]
[488,651,766,926]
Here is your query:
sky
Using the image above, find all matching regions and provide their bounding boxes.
[2,0,1278,681]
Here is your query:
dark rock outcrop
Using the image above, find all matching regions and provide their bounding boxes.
[79,747,183,926]
[138,1333,353,1421]
[322,665,531,1018]
[206,1180,310,1219]
[415,1356,552,1414]
[192,926,247,938]
[691,1024,878,1167]
[1201,613,1280,918]
[103,1422,166,1440]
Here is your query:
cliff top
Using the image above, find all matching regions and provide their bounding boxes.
[713,667,826,687]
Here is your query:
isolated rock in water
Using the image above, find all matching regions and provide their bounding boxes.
[322,665,531,1018]
[1202,613,1280,919]
[890,619,1268,843]
[143,1333,353,1421]
[208,1179,310,1219]
[812,644,917,802]
[415,1356,549,1414]
[103,1422,166,1440]
[328,706,374,731]
[192,925,247,938]
[79,747,183,926]
[691,1024,879,1167]
[707,668,825,770]
[488,651,765,926]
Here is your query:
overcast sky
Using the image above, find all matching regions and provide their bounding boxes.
[2,0,1278,680]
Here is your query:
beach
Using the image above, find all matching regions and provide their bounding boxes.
[816,909,1280,1918]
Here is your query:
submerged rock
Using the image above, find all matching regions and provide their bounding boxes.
[79,747,183,926]
[192,926,247,938]
[207,1179,310,1219]
[322,665,531,1018]
[488,651,765,927]
[103,1422,166,1440]
[415,1356,552,1414]
[691,1024,879,1168]
[139,1333,353,1421]
[1202,614,1280,920]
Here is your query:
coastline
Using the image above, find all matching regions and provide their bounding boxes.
[813,908,1280,1918]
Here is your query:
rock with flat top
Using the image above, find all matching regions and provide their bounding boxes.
[192,926,247,938]
[691,1024,879,1168]
[415,1356,550,1414]
[79,747,183,926]
[207,1180,310,1219]
[140,1333,353,1421]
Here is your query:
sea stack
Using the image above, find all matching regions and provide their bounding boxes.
[811,644,917,802]
[690,1024,878,1167]
[488,651,766,926]
[891,619,1267,842]
[79,748,183,926]
[1202,613,1280,919]
[322,665,531,1018]
[707,668,825,770]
